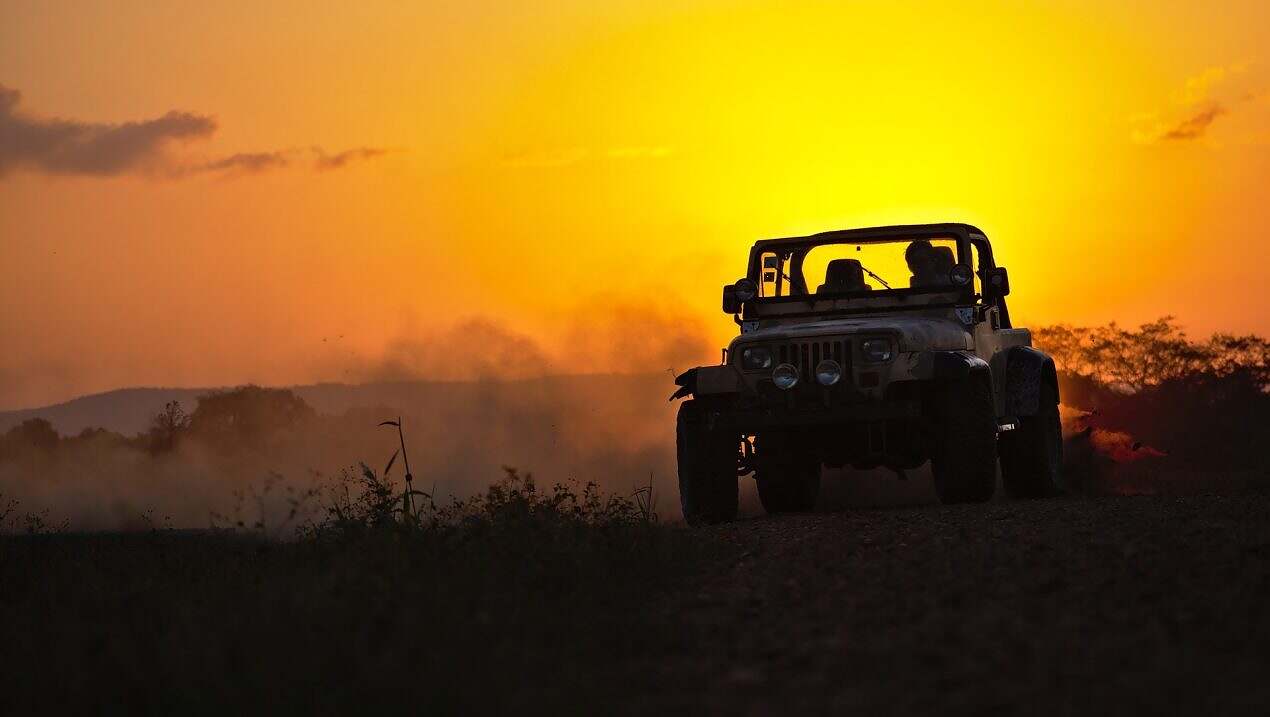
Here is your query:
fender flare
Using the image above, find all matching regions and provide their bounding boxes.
[670,368,697,401]
[670,365,743,401]
[1005,346,1057,416]
[927,351,990,382]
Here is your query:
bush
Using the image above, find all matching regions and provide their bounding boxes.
[1035,318,1269,469]
[0,466,706,713]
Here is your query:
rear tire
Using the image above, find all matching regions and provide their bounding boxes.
[930,375,997,504]
[1000,381,1064,498]
[676,400,739,525]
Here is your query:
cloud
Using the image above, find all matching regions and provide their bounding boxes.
[314,146,387,171]
[1160,105,1227,141]
[196,151,292,174]
[1131,63,1260,145]
[0,84,216,177]
[190,147,387,176]
[0,84,387,179]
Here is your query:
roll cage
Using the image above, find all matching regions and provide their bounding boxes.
[741,222,1010,326]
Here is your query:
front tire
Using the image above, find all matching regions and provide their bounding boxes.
[676,401,739,525]
[930,375,997,504]
[1000,381,1064,498]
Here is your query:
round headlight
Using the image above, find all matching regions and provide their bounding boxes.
[815,359,842,386]
[741,346,773,370]
[733,278,759,302]
[772,363,799,390]
[861,338,893,363]
[949,264,973,286]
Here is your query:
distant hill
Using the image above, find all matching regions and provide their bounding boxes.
[0,375,671,436]
[0,387,213,436]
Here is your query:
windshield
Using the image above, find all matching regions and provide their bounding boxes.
[756,236,966,298]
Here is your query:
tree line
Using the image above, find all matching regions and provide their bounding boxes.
[1033,317,1269,470]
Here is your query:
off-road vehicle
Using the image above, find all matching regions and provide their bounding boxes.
[672,223,1062,524]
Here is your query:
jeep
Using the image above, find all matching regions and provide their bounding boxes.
[671,223,1062,524]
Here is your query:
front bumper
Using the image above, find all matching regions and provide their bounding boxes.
[718,395,921,432]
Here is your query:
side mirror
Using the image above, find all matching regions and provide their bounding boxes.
[985,267,1010,298]
[722,278,758,314]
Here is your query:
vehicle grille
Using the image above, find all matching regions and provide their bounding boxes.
[775,339,852,382]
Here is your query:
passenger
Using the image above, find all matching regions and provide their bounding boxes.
[905,240,939,287]
[817,259,870,293]
[930,246,956,286]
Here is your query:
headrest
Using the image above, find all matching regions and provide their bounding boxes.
[819,258,869,293]
[825,258,865,284]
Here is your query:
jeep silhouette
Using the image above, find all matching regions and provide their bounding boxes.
[672,223,1062,524]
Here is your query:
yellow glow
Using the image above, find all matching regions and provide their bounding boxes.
[1,0,1268,407]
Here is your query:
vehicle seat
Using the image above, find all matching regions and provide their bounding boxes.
[817,259,870,293]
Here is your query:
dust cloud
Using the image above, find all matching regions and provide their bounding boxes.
[0,306,715,531]
[342,301,715,383]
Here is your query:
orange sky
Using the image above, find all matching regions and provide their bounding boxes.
[1,0,1269,409]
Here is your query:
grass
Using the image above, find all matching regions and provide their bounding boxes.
[0,467,712,715]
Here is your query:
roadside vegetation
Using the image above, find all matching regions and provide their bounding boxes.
[0,461,709,713]
[1034,318,1269,490]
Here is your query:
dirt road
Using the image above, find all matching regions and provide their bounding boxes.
[637,494,1270,715]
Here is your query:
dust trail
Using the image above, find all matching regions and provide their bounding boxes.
[0,306,713,531]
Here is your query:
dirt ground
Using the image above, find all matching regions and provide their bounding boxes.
[6,470,1270,714]
[635,489,1270,715]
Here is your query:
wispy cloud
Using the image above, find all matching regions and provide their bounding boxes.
[0,84,388,179]
[314,146,388,171]
[195,150,292,175]
[1130,63,1260,145]
[190,147,389,176]
[0,84,216,176]
[1160,105,1227,141]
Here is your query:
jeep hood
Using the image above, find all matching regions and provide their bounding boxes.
[733,315,972,352]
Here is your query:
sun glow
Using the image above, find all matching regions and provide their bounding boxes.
[1,0,1269,407]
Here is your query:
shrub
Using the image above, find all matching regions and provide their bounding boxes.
[1035,318,1270,469]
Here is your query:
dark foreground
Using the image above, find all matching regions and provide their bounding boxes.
[644,494,1270,715]
[5,493,1270,715]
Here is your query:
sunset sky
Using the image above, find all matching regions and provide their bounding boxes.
[2,0,1269,409]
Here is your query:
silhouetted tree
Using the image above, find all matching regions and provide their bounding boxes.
[0,418,60,459]
[188,386,315,451]
[146,400,190,455]
[1033,317,1268,393]
[1034,318,1270,469]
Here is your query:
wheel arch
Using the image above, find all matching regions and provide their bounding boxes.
[1005,346,1058,416]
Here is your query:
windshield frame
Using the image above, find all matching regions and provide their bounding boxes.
[744,223,982,305]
